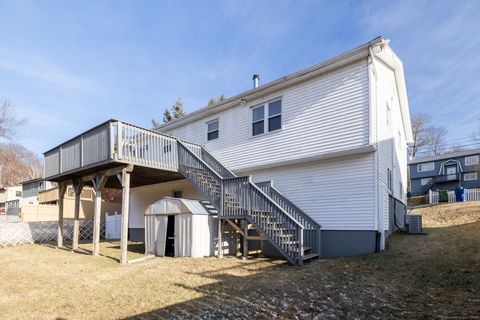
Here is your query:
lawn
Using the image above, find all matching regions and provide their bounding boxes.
[0,204,479,319]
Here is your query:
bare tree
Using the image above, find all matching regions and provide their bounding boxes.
[410,113,430,158]
[425,126,447,156]
[0,100,24,140]
[0,143,43,187]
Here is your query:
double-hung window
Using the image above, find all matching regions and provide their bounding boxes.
[207,119,219,141]
[417,162,434,172]
[252,99,282,136]
[465,155,479,166]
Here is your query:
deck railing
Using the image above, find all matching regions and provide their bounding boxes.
[44,120,199,179]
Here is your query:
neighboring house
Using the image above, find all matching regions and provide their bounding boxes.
[21,178,57,205]
[409,149,480,196]
[0,186,23,215]
[43,37,413,264]
[19,183,122,222]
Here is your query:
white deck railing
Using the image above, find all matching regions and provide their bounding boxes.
[428,188,480,204]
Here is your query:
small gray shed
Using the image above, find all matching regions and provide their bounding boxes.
[144,197,214,258]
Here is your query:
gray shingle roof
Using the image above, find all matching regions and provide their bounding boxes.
[408,148,480,165]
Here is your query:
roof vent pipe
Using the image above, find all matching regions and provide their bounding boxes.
[253,74,260,88]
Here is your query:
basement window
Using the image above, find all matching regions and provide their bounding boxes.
[207,119,219,141]
[421,178,432,186]
[252,98,282,136]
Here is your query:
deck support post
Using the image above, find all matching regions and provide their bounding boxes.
[217,219,223,258]
[57,183,68,247]
[72,178,84,251]
[92,175,108,256]
[119,167,132,264]
[242,220,248,260]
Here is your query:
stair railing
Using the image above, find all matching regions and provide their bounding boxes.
[200,147,236,178]
[256,181,321,254]
[177,141,223,209]
[177,140,308,264]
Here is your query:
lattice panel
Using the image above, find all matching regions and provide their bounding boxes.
[0,220,105,248]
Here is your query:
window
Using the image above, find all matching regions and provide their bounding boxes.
[207,119,219,141]
[417,162,434,172]
[421,178,432,186]
[465,155,479,166]
[252,99,282,136]
[15,191,22,197]
[173,190,183,198]
[387,168,392,192]
[464,172,478,181]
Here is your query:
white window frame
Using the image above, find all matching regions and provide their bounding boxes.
[251,97,282,137]
[206,118,219,141]
[464,172,478,181]
[417,162,434,172]
[465,155,479,166]
[421,178,432,186]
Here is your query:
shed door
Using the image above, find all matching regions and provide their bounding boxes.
[155,216,168,256]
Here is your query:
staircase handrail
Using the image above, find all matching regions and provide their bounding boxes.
[201,147,237,178]
[256,181,321,230]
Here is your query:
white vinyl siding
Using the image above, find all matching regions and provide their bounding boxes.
[417,162,434,172]
[162,60,370,172]
[373,54,408,234]
[249,153,376,230]
[129,180,203,229]
[465,155,479,166]
[464,172,478,181]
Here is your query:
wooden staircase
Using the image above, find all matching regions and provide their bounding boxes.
[177,141,321,265]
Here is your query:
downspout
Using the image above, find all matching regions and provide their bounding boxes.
[369,44,385,251]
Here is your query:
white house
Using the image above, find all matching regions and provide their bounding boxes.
[43,37,413,264]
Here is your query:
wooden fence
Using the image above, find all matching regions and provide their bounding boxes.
[428,188,480,204]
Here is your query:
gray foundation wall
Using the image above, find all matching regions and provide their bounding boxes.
[129,227,382,258]
[130,228,145,242]
[240,230,379,259]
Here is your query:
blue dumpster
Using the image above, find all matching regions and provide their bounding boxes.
[455,187,465,202]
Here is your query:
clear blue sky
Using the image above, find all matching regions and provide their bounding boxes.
[1,0,479,156]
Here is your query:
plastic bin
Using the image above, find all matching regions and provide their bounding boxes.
[455,187,465,202]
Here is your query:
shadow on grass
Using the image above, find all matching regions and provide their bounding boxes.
[118,222,480,319]
[40,240,145,263]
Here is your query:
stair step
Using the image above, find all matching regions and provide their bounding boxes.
[302,253,320,262]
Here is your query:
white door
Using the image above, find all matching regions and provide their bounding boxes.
[155,216,168,256]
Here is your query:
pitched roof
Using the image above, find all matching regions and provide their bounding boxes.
[408,149,480,165]
[156,37,413,143]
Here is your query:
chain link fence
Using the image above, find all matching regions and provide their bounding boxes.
[0,219,105,248]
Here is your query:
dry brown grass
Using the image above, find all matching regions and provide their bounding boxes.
[410,201,480,227]
[0,204,479,319]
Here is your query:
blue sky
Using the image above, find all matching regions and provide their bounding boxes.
[0,0,479,156]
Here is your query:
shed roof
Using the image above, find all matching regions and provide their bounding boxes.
[145,197,209,216]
